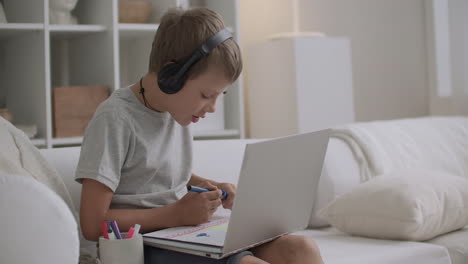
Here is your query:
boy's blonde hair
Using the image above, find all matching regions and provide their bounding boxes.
[149,7,242,83]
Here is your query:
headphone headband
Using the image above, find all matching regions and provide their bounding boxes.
[200,28,232,55]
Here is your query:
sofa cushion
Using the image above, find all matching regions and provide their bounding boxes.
[428,226,468,264]
[40,147,83,214]
[192,139,260,184]
[0,174,79,263]
[294,228,451,264]
[319,169,468,241]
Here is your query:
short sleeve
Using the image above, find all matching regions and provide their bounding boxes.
[75,112,133,192]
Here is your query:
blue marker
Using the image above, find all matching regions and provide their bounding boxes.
[187,185,228,200]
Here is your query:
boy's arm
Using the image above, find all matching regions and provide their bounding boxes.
[80,178,222,241]
[80,179,178,241]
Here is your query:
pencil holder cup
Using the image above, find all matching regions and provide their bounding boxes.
[98,233,144,264]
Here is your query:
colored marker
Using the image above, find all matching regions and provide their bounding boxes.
[126,227,135,239]
[187,185,228,200]
[102,221,109,239]
[110,220,122,239]
[133,224,141,235]
[106,221,116,240]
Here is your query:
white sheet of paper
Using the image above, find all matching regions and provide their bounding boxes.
[144,209,231,247]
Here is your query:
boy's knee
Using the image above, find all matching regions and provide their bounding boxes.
[238,255,265,264]
[280,235,321,258]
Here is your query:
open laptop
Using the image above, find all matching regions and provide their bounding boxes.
[143,129,330,259]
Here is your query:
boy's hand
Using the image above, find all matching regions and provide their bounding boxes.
[215,182,236,209]
[174,182,222,226]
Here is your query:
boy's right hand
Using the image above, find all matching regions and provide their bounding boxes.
[173,182,222,226]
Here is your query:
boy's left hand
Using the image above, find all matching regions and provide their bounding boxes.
[216,182,236,209]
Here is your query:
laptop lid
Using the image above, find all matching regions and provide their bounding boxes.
[222,129,330,255]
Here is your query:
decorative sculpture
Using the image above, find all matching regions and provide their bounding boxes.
[49,0,78,24]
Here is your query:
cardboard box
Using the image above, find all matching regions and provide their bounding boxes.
[53,85,110,137]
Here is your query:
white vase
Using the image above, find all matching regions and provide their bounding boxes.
[0,2,7,23]
[177,0,190,9]
[49,0,78,24]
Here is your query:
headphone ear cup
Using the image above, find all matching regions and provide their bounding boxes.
[158,62,187,94]
[158,52,202,94]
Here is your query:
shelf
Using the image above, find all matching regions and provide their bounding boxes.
[193,129,240,139]
[51,137,83,146]
[31,138,47,147]
[49,24,107,39]
[1,0,243,149]
[0,23,43,38]
[118,23,158,39]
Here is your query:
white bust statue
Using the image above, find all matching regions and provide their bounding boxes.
[49,0,78,24]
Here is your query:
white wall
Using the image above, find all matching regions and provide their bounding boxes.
[298,0,429,121]
[448,0,468,115]
[240,0,467,137]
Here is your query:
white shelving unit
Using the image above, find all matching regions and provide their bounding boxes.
[0,0,244,148]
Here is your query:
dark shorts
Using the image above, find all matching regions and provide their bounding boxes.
[144,245,253,264]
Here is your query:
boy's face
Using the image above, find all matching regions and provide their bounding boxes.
[166,67,231,127]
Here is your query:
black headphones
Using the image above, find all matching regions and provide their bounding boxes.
[157,28,233,94]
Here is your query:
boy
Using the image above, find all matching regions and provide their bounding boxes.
[75,7,323,264]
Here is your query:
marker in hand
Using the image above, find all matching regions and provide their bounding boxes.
[187,185,228,200]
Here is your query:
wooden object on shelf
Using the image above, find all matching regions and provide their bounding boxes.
[53,85,110,137]
[119,0,151,23]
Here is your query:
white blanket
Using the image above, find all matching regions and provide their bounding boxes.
[0,117,95,263]
[331,116,468,182]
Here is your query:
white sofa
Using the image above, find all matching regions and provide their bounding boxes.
[35,137,466,264]
[1,116,467,264]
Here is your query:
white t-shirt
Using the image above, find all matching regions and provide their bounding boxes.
[75,86,192,209]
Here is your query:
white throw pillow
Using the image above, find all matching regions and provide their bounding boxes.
[319,169,468,241]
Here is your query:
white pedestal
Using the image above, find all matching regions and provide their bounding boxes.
[247,36,355,138]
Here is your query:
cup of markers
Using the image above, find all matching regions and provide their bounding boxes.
[98,221,143,264]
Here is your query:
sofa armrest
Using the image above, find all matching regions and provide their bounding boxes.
[0,174,79,263]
